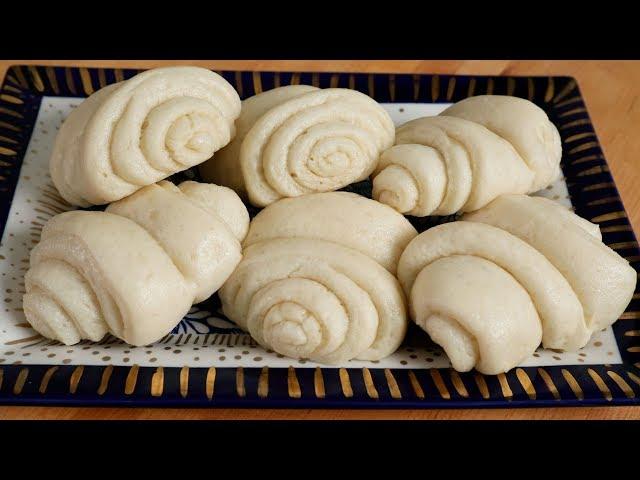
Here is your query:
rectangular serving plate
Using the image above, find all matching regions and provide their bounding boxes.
[0,65,638,408]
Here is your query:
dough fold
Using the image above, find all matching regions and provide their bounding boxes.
[372,95,561,216]
[220,192,417,363]
[23,181,249,346]
[200,86,395,207]
[397,195,636,374]
[50,67,241,206]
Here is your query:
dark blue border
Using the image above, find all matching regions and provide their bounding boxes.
[0,66,638,408]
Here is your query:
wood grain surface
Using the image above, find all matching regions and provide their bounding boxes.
[1,60,639,420]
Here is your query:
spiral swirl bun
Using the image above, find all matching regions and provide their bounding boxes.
[220,238,407,363]
[23,180,249,346]
[200,85,395,207]
[50,67,241,207]
[398,195,636,374]
[372,95,561,217]
[220,192,417,363]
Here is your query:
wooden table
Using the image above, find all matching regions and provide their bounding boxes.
[1,60,639,420]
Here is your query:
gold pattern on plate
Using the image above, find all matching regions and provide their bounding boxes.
[582,182,614,192]
[558,107,587,118]
[569,142,600,155]
[65,68,77,95]
[388,74,396,102]
[560,119,591,129]
[180,366,189,398]
[362,367,379,399]
[625,330,640,337]
[467,78,476,97]
[430,369,450,399]
[79,68,94,96]
[12,66,28,89]
[486,77,494,96]
[27,66,44,92]
[564,132,596,144]
[555,96,582,109]
[446,77,456,101]
[0,120,20,132]
[0,107,23,119]
[516,368,536,400]
[384,369,402,399]
[314,367,325,398]
[206,367,216,400]
[252,72,262,94]
[0,94,23,105]
[507,77,516,96]
[0,368,3,390]
[312,72,320,88]
[39,366,59,394]
[553,79,577,104]
[407,371,425,399]
[497,372,513,399]
[561,369,584,400]
[413,74,420,100]
[45,67,59,94]
[339,368,353,398]
[236,367,246,397]
[234,72,243,98]
[274,72,281,88]
[288,366,301,398]
[431,75,440,101]
[258,366,269,398]
[586,196,620,207]
[527,78,535,101]
[588,369,612,401]
[450,370,469,397]
[114,69,124,83]
[347,74,355,90]
[544,77,555,102]
[98,69,107,89]
[591,211,626,223]
[69,366,84,394]
[0,135,18,144]
[0,146,15,156]
[5,75,19,88]
[627,346,640,352]
[124,365,139,395]
[474,372,490,399]
[330,73,339,88]
[13,367,28,395]
[576,165,609,177]
[627,371,640,387]
[151,367,164,397]
[608,241,638,250]
[607,371,635,399]
[291,72,301,86]
[3,84,21,94]
[97,365,113,396]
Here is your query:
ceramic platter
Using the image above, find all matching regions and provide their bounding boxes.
[0,65,638,407]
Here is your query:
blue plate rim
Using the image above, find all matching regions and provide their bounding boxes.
[0,65,638,408]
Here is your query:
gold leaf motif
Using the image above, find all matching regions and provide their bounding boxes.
[561,369,583,400]
[258,367,269,398]
[98,365,113,396]
[314,367,325,398]
[384,369,402,399]
[362,367,379,399]
[287,366,301,398]
[13,367,28,395]
[516,368,536,400]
